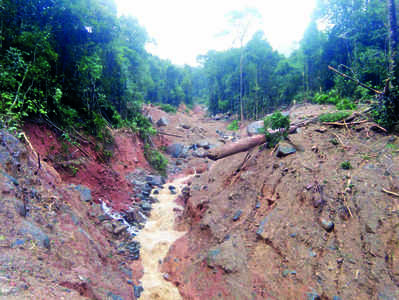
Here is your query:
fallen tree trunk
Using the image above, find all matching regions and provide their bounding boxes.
[207,118,320,161]
[207,134,266,160]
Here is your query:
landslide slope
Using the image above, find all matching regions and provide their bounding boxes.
[162,104,399,300]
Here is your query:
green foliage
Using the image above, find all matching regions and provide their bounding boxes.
[263,111,290,148]
[158,104,177,113]
[144,145,168,175]
[313,90,340,105]
[386,143,398,150]
[227,120,239,131]
[319,111,352,123]
[336,98,357,110]
[341,161,352,170]
[330,138,339,146]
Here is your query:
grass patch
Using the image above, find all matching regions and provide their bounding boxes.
[330,138,339,146]
[319,111,352,123]
[340,161,352,170]
[227,120,239,131]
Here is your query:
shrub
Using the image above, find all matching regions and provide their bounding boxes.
[319,111,352,123]
[341,161,352,170]
[263,111,290,148]
[159,103,177,113]
[227,120,239,131]
[336,98,357,110]
[144,145,168,175]
[313,90,340,105]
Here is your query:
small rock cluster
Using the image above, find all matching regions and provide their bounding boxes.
[100,169,166,261]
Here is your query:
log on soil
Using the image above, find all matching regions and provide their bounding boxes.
[207,134,266,160]
[207,120,318,161]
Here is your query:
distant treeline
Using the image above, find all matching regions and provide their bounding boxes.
[201,0,392,120]
[0,0,397,131]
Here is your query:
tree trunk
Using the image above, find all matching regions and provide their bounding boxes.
[207,134,266,160]
[388,0,398,83]
[239,50,244,121]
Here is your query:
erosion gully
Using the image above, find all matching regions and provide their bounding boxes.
[135,174,193,299]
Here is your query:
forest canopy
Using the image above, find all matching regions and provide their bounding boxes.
[0,0,398,133]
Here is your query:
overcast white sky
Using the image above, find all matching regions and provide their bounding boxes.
[114,0,317,66]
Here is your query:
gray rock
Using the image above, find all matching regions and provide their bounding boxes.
[192,149,207,158]
[276,142,296,157]
[232,210,242,222]
[247,120,264,136]
[146,175,165,186]
[197,140,210,149]
[168,185,177,194]
[19,220,51,249]
[103,222,114,233]
[12,239,26,248]
[140,202,152,211]
[73,185,92,202]
[206,235,247,273]
[156,117,169,127]
[166,143,185,158]
[282,269,296,277]
[107,292,124,300]
[133,285,144,298]
[15,201,27,217]
[307,293,321,300]
[256,211,276,240]
[113,225,128,235]
[320,218,334,232]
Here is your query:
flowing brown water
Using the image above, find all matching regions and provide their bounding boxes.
[136,175,191,300]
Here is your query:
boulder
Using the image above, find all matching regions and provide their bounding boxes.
[206,235,247,273]
[247,120,264,136]
[156,117,169,127]
[166,143,185,158]
[192,149,207,158]
[197,140,210,149]
[276,142,296,157]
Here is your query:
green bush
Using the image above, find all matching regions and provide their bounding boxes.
[319,111,352,123]
[263,111,290,148]
[341,161,352,170]
[227,120,239,131]
[313,90,340,105]
[336,98,357,110]
[144,145,168,175]
[159,103,177,113]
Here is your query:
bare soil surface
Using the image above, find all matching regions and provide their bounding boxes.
[0,103,398,300]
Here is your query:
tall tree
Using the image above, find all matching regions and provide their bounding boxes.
[225,8,261,120]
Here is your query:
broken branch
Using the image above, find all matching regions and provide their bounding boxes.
[382,188,399,197]
[158,131,184,138]
[328,66,383,95]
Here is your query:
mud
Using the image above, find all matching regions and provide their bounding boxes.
[137,175,192,300]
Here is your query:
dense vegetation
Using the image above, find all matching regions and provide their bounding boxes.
[0,0,204,136]
[1,0,398,135]
[202,0,399,130]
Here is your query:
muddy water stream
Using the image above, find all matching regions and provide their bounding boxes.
[136,175,192,299]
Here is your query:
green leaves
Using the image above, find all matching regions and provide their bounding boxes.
[263,111,290,148]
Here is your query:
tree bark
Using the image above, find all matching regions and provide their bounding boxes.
[207,117,322,161]
[388,0,398,83]
[239,49,244,121]
[207,134,266,160]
